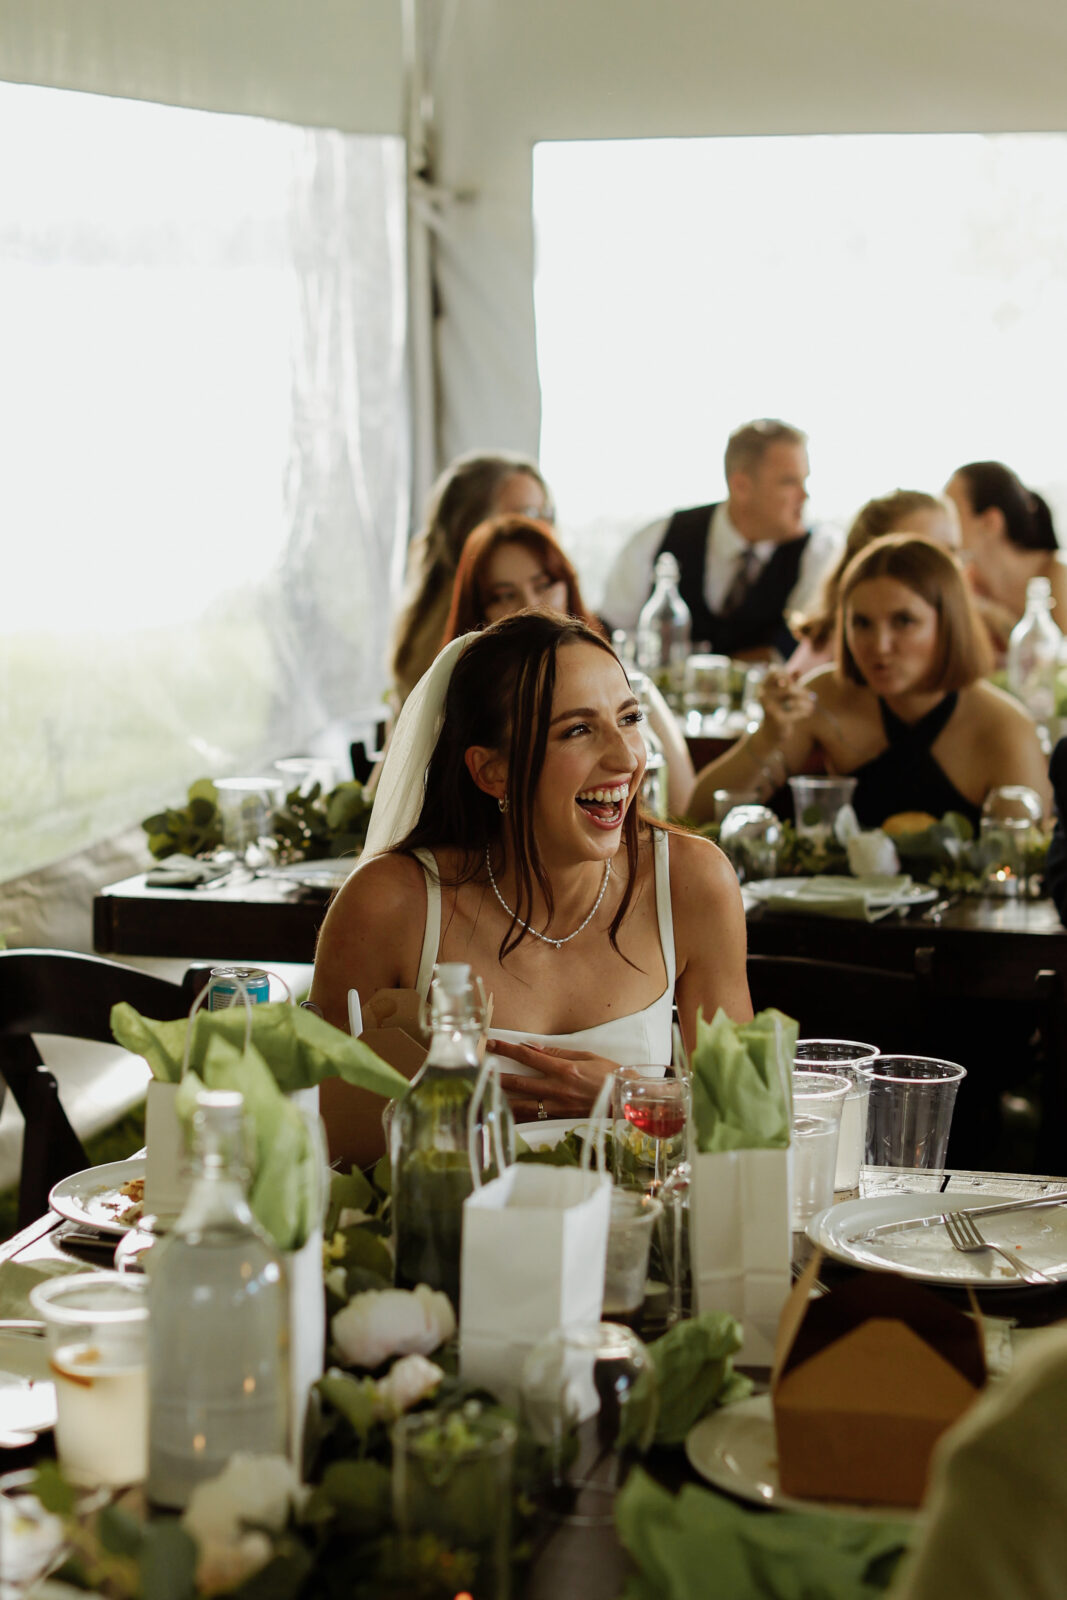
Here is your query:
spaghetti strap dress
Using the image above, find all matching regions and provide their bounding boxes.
[847,693,982,832]
[412,829,676,1069]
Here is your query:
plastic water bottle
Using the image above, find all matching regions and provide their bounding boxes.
[391,963,513,1311]
[1008,576,1061,753]
[147,1089,288,1508]
[637,552,692,710]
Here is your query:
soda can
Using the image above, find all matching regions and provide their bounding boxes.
[207,966,271,1010]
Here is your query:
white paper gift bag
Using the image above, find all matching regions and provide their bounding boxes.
[460,1075,613,1406]
[690,1145,792,1366]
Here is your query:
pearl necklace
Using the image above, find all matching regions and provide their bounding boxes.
[484,848,611,950]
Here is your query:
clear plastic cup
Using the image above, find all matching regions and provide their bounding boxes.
[791,1071,850,1229]
[603,1189,664,1322]
[29,1272,148,1487]
[865,1055,967,1172]
[788,775,857,842]
[794,1040,879,1195]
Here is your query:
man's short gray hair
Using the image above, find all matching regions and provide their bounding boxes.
[724,419,807,481]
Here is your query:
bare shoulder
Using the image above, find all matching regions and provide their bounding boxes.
[324,849,426,924]
[664,826,743,907]
[963,679,1037,735]
[806,665,854,712]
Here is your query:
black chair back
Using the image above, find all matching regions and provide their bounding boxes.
[0,950,199,1228]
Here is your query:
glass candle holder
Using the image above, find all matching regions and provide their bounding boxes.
[392,1404,517,1600]
[788,775,857,844]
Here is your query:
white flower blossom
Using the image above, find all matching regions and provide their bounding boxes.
[182,1453,302,1548]
[325,1265,348,1299]
[195,1531,274,1596]
[332,1283,456,1370]
[847,829,900,878]
[374,1354,445,1418]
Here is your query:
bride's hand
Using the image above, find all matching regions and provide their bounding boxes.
[489,1040,618,1122]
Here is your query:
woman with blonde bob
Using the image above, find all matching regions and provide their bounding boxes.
[788,489,960,678]
[690,534,1050,829]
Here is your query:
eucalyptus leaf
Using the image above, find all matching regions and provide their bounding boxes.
[29,1460,77,1515]
[314,1459,392,1536]
[317,1370,380,1438]
[95,1502,145,1558]
[339,1227,394,1284]
[138,1520,199,1600]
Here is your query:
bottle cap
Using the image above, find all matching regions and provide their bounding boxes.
[432,962,472,996]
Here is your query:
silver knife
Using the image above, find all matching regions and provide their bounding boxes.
[854,1191,1067,1241]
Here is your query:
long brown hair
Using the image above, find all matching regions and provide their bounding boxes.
[442,515,602,643]
[836,534,993,690]
[398,612,647,961]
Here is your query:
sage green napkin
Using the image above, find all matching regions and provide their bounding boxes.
[0,1257,82,1321]
[763,874,913,922]
[690,1008,797,1153]
[111,999,408,1099]
[643,1313,752,1446]
[615,1469,913,1600]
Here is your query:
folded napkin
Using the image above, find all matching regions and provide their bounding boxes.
[0,1258,83,1321]
[615,1469,913,1600]
[690,1007,797,1153]
[111,1000,408,1099]
[764,874,913,922]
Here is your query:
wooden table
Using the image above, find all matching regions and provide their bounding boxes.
[4,1166,1067,1600]
[93,871,334,963]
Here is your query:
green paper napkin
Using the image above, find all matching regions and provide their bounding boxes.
[690,1008,797,1153]
[0,1258,83,1321]
[764,875,913,922]
[111,999,407,1099]
[644,1313,752,1446]
[615,1469,913,1600]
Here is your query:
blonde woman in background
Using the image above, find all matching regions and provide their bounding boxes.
[389,451,552,707]
[787,489,961,678]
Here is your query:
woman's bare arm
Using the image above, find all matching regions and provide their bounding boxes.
[310,853,426,1170]
[670,830,753,1049]
[687,670,822,823]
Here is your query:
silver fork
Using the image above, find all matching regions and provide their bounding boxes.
[943,1210,1054,1285]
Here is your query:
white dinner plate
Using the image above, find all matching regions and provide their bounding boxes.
[684,1394,916,1519]
[744,877,938,909]
[256,860,354,891]
[0,1330,56,1443]
[809,1191,1067,1287]
[48,1158,146,1237]
[515,1118,586,1150]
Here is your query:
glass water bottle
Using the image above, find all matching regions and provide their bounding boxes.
[1008,576,1061,753]
[391,962,513,1311]
[630,668,668,818]
[637,552,692,710]
[147,1089,289,1508]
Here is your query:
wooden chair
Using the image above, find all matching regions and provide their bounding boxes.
[746,952,936,1058]
[0,950,201,1228]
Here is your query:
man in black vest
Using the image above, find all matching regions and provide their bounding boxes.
[601,418,840,660]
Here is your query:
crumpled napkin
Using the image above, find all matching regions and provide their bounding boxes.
[615,1469,913,1600]
[764,874,913,922]
[111,999,408,1099]
[690,1007,797,1153]
[643,1313,752,1446]
[0,1258,83,1321]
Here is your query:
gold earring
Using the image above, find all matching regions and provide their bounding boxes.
[498,794,508,814]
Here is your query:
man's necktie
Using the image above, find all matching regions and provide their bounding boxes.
[722,548,761,614]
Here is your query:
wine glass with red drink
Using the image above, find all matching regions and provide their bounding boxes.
[612,1071,690,1196]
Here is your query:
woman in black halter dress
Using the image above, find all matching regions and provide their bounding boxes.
[690,534,1051,828]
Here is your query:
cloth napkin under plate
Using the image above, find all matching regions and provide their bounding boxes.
[615,1468,913,1600]
[762,875,913,922]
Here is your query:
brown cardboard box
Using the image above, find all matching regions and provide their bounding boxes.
[770,1257,986,1507]
[358,988,428,1077]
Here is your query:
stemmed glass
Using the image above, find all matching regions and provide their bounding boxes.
[612,1071,689,1196]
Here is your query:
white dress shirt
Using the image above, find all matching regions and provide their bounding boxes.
[599,502,842,634]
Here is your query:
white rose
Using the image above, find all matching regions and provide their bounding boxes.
[325,1266,348,1299]
[847,830,900,877]
[332,1284,456,1370]
[182,1453,301,1549]
[195,1532,273,1596]
[374,1354,445,1418]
